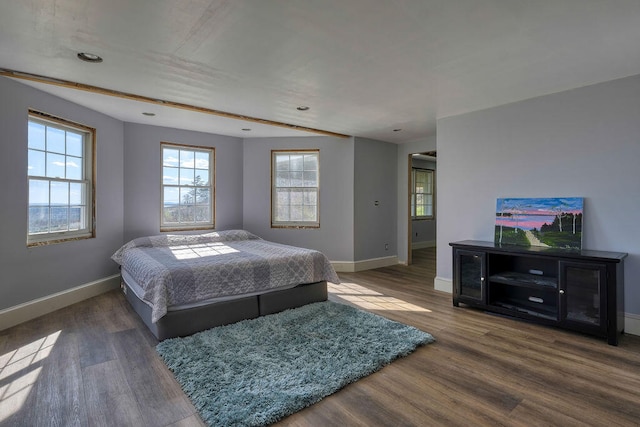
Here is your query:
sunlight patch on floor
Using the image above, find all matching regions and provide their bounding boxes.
[0,330,60,422]
[329,282,431,312]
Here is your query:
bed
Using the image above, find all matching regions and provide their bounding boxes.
[111,229,340,340]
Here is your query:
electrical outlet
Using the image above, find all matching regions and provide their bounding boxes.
[384,243,389,250]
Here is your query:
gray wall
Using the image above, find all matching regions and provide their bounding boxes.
[396,137,437,263]
[411,158,436,246]
[354,137,398,260]
[242,136,355,261]
[437,73,640,315]
[0,77,124,310]
[123,123,244,242]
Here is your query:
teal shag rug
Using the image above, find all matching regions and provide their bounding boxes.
[156,301,434,427]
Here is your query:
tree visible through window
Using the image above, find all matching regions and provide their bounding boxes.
[161,143,214,230]
[411,168,434,219]
[27,110,95,245]
[272,150,319,227]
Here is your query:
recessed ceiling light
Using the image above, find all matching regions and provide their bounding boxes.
[242,128,251,131]
[393,128,402,132]
[142,112,156,116]
[296,106,310,111]
[77,52,103,63]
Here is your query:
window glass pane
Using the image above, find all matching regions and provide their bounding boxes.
[303,155,318,171]
[164,187,179,205]
[290,155,303,171]
[163,167,178,185]
[275,155,290,171]
[46,153,66,178]
[303,205,317,221]
[180,187,195,205]
[180,168,195,185]
[69,182,83,205]
[28,149,46,176]
[195,188,210,205]
[290,189,303,205]
[289,206,303,221]
[50,207,69,231]
[66,156,83,180]
[163,148,180,167]
[50,181,69,205]
[179,205,194,222]
[277,189,290,205]
[276,171,290,187]
[163,186,179,224]
[47,127,66,154]
[195,205,210,222]
[195,170,209,186]
[290,171,303,187]
[303,171,317,187]
[29,179,49,205]
[66,132,83,157]
[29,206,49,234]
[179,150,195,168]
[28,122,46,150]
[195,151,209,169]
[303,190,317,205]
[275,205,289,222]
[69,206,85,231]
[163,208,178,224]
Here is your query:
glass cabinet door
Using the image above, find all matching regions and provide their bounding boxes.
[560,261,606,327]
[456,250,485,303]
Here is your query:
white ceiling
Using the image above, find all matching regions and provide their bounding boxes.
[2,1,640,143]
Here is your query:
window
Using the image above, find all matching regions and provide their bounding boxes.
[27,110,95,245]
[161,142,214,231]
[272,150,319,228]
[411,168,434,219]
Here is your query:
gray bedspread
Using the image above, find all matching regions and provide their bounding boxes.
[112,230,340,323]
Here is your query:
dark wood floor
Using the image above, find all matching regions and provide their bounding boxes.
[2,247,640,426]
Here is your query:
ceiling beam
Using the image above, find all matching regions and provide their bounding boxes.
[0,68,351,139]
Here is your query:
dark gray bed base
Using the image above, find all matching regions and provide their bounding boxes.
[121,279,328,341]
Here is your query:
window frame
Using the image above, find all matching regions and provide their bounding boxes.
[27,110,96,246]
[160,142,215,232]
[411,167,434,220]
[271,149,320,229]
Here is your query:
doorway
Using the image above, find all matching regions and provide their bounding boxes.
[407,151,436,266]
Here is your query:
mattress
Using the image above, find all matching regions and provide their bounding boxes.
[112,229,340,323]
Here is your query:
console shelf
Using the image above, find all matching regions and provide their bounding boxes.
[450,240,626,345]
[489,271,558,289]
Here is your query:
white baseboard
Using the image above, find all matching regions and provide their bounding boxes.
[412,240,436,250]
[0,274,121,331]
[624,312,640,337]
[331,256,398,273]
[434,276,453,293]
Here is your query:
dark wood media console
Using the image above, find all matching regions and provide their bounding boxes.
[450,240,627,345]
